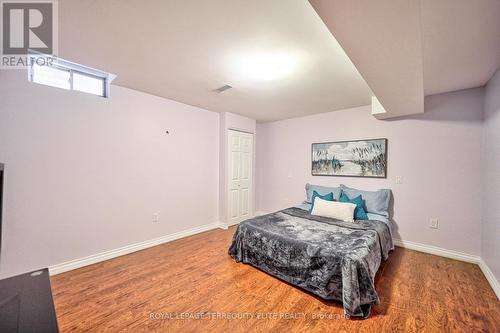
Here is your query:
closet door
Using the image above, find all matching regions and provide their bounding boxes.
[227,130,253,225]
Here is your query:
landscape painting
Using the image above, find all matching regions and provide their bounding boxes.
[312,139,387,178]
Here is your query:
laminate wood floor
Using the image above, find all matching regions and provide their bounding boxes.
[51,227,500,332]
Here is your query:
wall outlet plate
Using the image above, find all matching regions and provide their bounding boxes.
[152,213,159,223]
[395,176,403,184]
[430,218,439,229]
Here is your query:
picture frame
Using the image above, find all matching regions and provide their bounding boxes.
[311,138,388,178]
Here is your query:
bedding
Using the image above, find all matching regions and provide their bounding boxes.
[228,206,393,318]
[298,202,389,224]
[310,197,356,222]
[305,183,342,203]
[311,190,334,201]
[310,190,334,212]
[339,193,369,220]
[340,184,391,217]
[366,213,389,223]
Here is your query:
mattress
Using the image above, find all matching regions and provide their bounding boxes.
[228,207,393,318]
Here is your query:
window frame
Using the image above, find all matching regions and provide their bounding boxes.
[71,70,106,96]
[27,50,116,98]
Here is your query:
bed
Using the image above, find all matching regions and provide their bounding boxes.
[228,184,393,319]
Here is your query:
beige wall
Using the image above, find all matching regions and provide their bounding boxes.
[256,88,484,255]
[0,71,220,278]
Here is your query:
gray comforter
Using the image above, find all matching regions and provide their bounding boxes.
[228,207,393,318]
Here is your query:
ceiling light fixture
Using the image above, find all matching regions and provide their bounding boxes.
[234,51,298,82]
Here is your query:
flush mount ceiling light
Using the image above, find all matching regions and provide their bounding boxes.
[233,51,298,82]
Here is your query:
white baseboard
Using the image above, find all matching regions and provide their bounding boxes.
[393,238,481,263]
[219,212,269,229]
[48,223,499,301]
[218,223,229,230]
[218,220,240,229]
[225,221,238,228]
[478,259,500,300]
[49,222,221,276]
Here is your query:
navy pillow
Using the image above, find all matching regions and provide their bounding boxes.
[310,190,334,212]
[339,193,368,220]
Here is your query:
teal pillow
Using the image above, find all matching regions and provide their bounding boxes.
[310,190,334,212]
[340,193,368,220]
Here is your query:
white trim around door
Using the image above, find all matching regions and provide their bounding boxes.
[226,129,254,226]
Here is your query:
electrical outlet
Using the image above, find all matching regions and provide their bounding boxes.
[152,213,159,223]
[429,218,439,229]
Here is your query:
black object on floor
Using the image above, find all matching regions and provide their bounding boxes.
[0,268,59,333]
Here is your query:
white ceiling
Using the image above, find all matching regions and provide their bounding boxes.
[309,0,425,119]
[58,0,372,122]
[310,0,500,118]
[421,0,500,96]
[58,0,500,121]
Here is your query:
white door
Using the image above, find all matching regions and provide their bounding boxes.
[227,130,253,225]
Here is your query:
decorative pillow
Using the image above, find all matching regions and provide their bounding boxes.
[340,185,391,217]
[310,197,356,222]
[339,193,368,220]
[310,190,334,212]
[305,183,342,203]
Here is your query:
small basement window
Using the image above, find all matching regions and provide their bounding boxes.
[28,51,116,97]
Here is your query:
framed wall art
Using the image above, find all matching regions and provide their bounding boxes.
[311,138,387,178]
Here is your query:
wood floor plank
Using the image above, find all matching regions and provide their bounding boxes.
[50,227,500,332]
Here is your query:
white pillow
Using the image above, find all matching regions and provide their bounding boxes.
[310,197,356,222]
